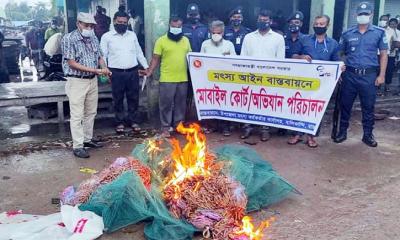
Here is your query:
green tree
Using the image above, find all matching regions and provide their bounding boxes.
[5,0,53,21]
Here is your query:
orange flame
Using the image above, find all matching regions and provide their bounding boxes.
[147,139,162,155]
[165,122,211,188]
[234,216,275,240]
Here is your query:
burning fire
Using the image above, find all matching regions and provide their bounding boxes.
[166,122,212,187]
[233,216,275,240]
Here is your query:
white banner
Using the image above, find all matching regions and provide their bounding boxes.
[188,53,344,135]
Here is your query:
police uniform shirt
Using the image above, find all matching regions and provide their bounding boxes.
[339,24,388,68]
[284,32,304,58]
[224,25,251,55]
[299,34,340,61]
[182,23,209,53]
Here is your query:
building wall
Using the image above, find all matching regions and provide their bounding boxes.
[383,0,400,18]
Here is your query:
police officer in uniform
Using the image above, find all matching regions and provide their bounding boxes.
[284,11,305,58]
[182,3,208,53]
[335,2,388,147]
[224,7,251,55]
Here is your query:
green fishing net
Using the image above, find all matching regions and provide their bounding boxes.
[78,141,296,239]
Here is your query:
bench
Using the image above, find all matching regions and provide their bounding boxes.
[0,81,112,123]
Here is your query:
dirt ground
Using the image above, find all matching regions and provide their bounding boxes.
[0,107,400,240]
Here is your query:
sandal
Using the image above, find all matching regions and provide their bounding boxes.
[131,123,141,132]
[287,135,302,145]
[306,136,318,148]
[115,124,125,134]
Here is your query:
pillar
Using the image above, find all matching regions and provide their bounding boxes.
[144,0,170,124]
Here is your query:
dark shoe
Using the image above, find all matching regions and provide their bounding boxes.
[277,129,287,136]
[115,124,125,134]
[84,141,103,149]
[222,127,231,137]
[362,135,378,147]
[260,131,271,142]
[334,132,347,143]
[73,148,90,158]
[240,128,252,139]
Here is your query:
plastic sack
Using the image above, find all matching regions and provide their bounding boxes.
[0,205,104,240]
[44,33,62,57]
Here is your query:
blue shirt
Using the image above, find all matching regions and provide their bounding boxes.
[182,23,208,53]
[339,24,388,68]
[284,32,304,58]
[299,34,340,61]
[224,25,252,55]
[61,30,103,76]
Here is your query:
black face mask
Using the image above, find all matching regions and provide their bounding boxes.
[168,32,183,42]
[257,21,270,31]
[114,24,128,34]
[313,26,327,35]
[231,19,242,27]
[189,17,199,24]
[288,24,300,33]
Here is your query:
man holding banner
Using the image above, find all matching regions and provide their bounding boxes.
[334,2,388,147]
[288,15,340,148]
[240,9,285,142]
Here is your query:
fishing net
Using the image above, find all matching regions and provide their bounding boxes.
[215,144,296,212]
[79,171,196,239]
[68,138,296,240]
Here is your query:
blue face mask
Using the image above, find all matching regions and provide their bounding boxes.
[257,21,270,31]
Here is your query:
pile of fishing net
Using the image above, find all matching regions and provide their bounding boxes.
[60,123,296,240]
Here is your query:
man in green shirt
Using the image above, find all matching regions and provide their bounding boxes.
[45,19,61,42]
[144,15,192,137]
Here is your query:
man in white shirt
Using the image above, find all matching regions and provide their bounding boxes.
[201,20,236,136]
[100,11,149,133]
[383,18,400,93]
[240,9,285,142]
[201,20,236,55]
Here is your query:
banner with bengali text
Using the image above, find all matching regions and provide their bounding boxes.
[188,53,344,135]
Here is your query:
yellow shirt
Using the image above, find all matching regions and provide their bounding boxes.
[153,34,192,83]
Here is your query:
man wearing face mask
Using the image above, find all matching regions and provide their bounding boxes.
[201,20,236,136]
[144,15,192,138]
[380,17,400,93]
[182,3,208,53]
[284,11,304,59]
[45,18,60,42]
[61,12,111,158]
[287,15,340,148]
[240,9,285,142]
[334,2,388,147]
[224,7,251,55]
[94,6,111,40]
[100,11,149,134]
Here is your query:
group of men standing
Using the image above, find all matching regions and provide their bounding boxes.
[61,1,388,158]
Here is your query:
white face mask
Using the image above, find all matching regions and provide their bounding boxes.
[211,33,223,43]
[357,15,371,25]
[81,28,94,38]
[378,20,387,27]
[169,27,182,35]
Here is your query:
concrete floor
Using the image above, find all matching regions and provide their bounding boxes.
[0,106,399,239]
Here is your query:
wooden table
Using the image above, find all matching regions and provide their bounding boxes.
[0,81,112,122]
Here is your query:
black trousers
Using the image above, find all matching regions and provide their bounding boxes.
[110,68,139,125]
[385,56,396,85]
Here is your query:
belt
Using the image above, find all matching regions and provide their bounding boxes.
[347,66,378,75]
[109,66,138,72]
[66,74,96,79]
